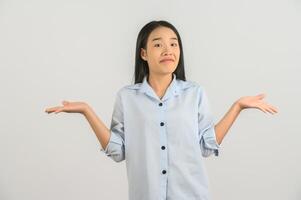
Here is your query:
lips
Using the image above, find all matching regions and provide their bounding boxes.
[160,58,174,63]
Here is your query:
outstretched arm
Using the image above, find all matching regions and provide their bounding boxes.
[45,101,111,150]
[214,93,278,145]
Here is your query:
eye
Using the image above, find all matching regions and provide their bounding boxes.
[154,43,161,47]
[171,43,178,47]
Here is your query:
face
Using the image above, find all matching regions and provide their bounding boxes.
[140,26,180,76]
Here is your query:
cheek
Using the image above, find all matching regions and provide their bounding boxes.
[175,49,180,60]
[176,48,180,56]
[146,52,160,68]
[149,50,161,62]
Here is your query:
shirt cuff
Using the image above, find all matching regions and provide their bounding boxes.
[100,131,123,157]
[200,126,220,157]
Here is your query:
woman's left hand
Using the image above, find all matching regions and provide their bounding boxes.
[236,93,279,114]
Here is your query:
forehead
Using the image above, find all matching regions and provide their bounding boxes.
[148,26,178,41]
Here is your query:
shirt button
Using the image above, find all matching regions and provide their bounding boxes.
[162,170,167,174]
[159,102,163,106]
[160,122,164,126]
[161,146,165,150]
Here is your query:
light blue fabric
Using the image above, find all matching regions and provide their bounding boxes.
[100,73,220,200]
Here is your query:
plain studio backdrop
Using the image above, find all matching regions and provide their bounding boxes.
[0,0,300,199]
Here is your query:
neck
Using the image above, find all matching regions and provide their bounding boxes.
[147,73,173,98]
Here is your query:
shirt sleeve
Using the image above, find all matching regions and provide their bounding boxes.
[198,86,220,157]
[100,89,125,162]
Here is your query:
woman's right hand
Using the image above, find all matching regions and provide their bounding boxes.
[45,100,89,114]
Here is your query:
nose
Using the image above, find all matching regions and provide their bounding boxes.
[162,45,172,56]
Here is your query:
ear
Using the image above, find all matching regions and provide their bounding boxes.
[140,48,147,61]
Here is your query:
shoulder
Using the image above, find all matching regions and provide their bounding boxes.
[180,81,211,103]
[177,79,199,90]
[122,83,141,90]
[177,79,208,97]
[113,84,140,98]
[116,83,141,95]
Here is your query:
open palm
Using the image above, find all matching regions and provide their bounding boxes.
[45,101,88,114]
[237,93,278,114]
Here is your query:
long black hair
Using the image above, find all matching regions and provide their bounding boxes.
[134,20,186,84]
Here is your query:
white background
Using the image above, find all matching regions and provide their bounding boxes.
[0,0,300,199]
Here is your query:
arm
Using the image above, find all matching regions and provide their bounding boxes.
[83,105,111,150]
[45,94,125,162]
[214,93,278,145]
[45,101,111,150]
[214,102,241,145]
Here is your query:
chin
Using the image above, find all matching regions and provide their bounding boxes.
[161,70,176,76]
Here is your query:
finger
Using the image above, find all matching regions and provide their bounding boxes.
[270,105,278,113]
[265,103,278,114]
[45,106,64,113]
[45,110,54,114]
[268,106,278,114]
[263,104,277,115]
[54,108,63,114]
[265,107,275,114]
[62,100,70,105]
[261,105,270,114]
[45,106,61,113]
[257,93,266,100]
[258,106,267,114]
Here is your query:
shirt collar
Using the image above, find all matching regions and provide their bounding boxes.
[138,73,179,102]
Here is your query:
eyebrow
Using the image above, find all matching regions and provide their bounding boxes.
[151,37,178,42]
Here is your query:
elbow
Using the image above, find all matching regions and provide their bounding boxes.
[102,143,125,163]
[101,131,125,162]
[110,151,125,163]
[201,148,213,157]
[112,156,125,163]
[200,136,220,158]
[201,148,219,157]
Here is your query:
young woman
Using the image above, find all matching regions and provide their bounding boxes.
[45,20,278,200]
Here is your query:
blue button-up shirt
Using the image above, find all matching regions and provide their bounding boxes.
[100,73,220,200]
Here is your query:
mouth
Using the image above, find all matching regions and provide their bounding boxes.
[160,59,174,63]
